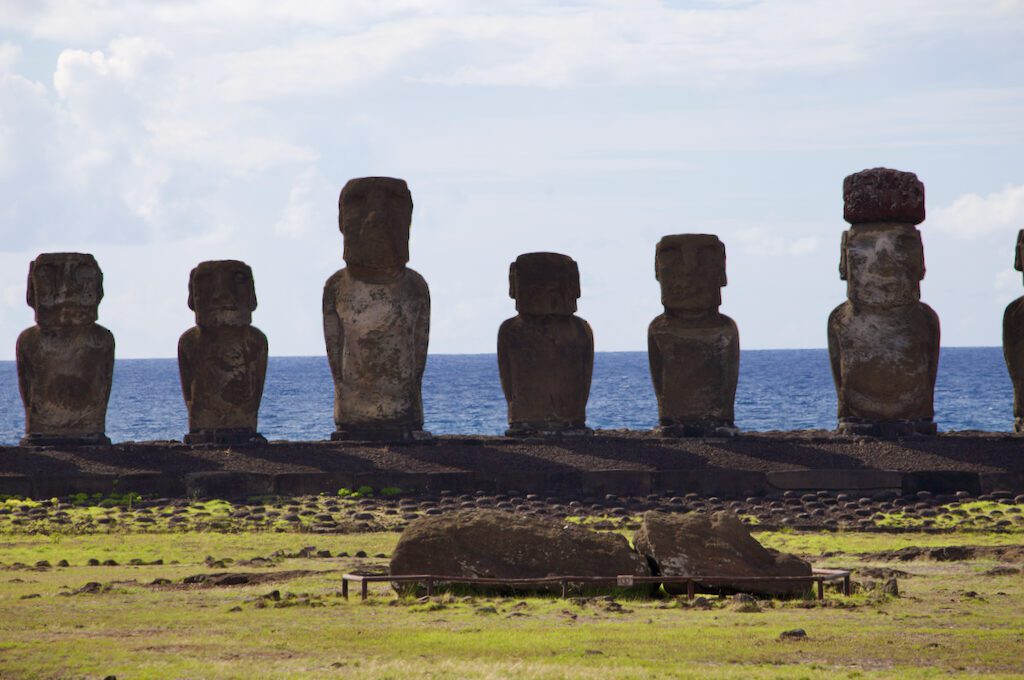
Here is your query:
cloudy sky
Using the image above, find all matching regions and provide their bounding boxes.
[0,0,1022,359]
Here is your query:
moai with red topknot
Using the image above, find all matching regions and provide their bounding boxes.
[828,168,940,436]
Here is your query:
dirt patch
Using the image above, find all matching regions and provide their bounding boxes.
[866,545,1024,562]
[174,570,335,588]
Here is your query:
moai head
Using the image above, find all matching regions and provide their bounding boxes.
[655,234,727,312]
[1014,229,1024,283]
[509,252,580,316]
[840,168,926,307]
[188,260,257,327]
[338,177,413,274]
[27,253,103,328]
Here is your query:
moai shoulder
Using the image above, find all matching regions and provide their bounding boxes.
[16,253,114,446]
[322,177,431,441]
[827,168,940,436]
[178,260,268,445]
[1002,229,1024,432]
[647,234,739,437]
[497,252,594,436]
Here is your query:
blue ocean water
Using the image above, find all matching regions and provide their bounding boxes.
[0,347,1013,445]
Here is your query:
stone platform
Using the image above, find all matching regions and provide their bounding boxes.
[1,431,1022,499]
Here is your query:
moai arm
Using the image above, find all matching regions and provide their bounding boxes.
[322,275,344,380]
[581,319,595,397]
[253,328,269,410]
[647,321,663,398]
[177,329,196,410]
[497,319,514,404]
[827,306,843,397]
[924,304,941,392]
[97,328,115,409]
[15,330,34,418]
[414,278,430,384]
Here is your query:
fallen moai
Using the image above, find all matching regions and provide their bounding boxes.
[178,260,268,445]
[389,509,810,597]
[389,509,651,595]
[498,252,594,437]
[16,253,114,447]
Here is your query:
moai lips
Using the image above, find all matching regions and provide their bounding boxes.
[178,260,268,445]
[16,253,114,446]
[648,234,739,437]
[828,168,940,437]
[323,177,431,441]
[498,252,594,436]
[1002,230,1024,432]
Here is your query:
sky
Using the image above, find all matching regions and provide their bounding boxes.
[0,0,1022,359]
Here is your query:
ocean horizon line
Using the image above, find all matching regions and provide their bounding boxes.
[0,345,1004,363]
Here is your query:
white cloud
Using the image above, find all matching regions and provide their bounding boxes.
[932,185,1024,240]
[733,228,820,257]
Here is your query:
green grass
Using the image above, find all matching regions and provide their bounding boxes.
[1,526,1023,678]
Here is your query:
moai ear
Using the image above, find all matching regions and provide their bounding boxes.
[25,259,36,309]
[245,265,258,312]
[1015,229,1024,272]
[508,262,517,299]
[839,230,849,281]
[570,261,581,300]
[186,266,198,311]
[337,187,346,235]
[95,265,104,303]
[719,244,728,287]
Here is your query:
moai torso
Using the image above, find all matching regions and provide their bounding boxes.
[497,252,594,436]
[16,253,114,446]
[322,177,431,440]
[648,235,739,436]
[178,260,268,445]
[827,168,940,436]
[1002,229,1024,432]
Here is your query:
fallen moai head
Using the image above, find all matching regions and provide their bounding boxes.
[633,510,812,597]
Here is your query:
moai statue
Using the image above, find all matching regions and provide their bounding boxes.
[1002,230,1024,432]
[16,253,114,446]
[828,168,940,437]
[648,234,739,437]
[498,252,594,436]
[178,260,268,445]
[322,177,431,441]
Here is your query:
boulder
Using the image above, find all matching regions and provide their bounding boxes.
[633,511,811,596]
[389,510,651,595]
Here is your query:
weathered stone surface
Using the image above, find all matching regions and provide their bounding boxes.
[178,260,268,445]
[1003,229,1024,432]
[323,177,430,441]
[829,168,939,437]
[498,252,594,436]
[648,234,739,437]
[390,510,651,593]
[16,253,114,446]
[843,167,925,225]
[633,511,811,596]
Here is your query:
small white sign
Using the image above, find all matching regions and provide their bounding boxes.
[616,575,635,587]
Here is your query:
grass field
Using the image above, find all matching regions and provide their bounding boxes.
[1,501,1022,679]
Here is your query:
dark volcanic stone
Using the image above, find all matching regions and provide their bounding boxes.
[633,511,811,596]
[389,509,650,594]
[843,167,925,225]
